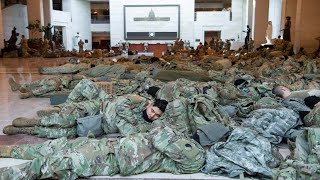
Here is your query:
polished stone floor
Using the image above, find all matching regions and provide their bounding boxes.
[0,57,285,179]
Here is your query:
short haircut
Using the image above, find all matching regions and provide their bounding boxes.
[153,99,168,113]
[147,86,160,98]
[304,96,320,109]
[272,86,284,97]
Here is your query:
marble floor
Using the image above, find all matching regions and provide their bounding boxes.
[0,57,284,179]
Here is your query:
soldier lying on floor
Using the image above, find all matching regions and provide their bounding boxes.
[8,76,83,99]
[0,126,205,179]
[3,79,168,139]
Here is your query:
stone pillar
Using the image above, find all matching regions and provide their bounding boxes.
[0,6,4,49]
[43,0,52,26]
[294,0,302,54]
[254,0,269,47]
[268,0,282,38]
[241,0,248,41]
[27,0,44,39]
[247,0,254,38]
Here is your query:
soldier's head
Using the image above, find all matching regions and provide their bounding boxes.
[304,96,320,109]
[272,85,291,98]
[147,86,161,98]
[144,99,168,122]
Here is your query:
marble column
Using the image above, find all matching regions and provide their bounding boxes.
[268,0,282,38]
[253,0,269,47]
[0,5,4,49]
[27,0,44,39]
[247,0,254,38]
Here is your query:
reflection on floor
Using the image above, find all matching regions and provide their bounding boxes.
[0,57,282,179]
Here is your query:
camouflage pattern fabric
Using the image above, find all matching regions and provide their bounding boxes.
[101,94,151,135]
[35,99,100,138]
[79,64,126,77]
[0,126,205,179]
[21,76,81,96]
[243,108,300,144]
[304,105,320,127]
[203,127,279,177]
[153,70,212,82]
[158,97,191,134]
[156,78,218,102]
[34,79,111,138]
[187,94,230,133]
[39,63,90,74]
[274,128,320,179]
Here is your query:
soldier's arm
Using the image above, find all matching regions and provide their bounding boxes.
[115,95,148,135]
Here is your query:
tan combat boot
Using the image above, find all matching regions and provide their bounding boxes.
[0,145,14,158]
[19,86,30,93]
[8,77,21,91]
[36,107,61,117]
[3,125,36,135]
[12,117,40,127]
[19,91,34,99]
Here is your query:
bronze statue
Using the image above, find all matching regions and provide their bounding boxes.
[43,23,53,41]
[6,27,19,51]
[243,25,251,49]
[283,16,291,42]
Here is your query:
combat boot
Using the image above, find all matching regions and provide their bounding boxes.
[19,91,34,99]
[36,107,61,117]
[19,86,30,93]
[3,125,36,135]
[0,145,14,158]
[12,117,40,127]
[8,77,21,91]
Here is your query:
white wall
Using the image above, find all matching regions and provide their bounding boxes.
[110,0,195,46]
[2,4,29,43]
[0,5,4,48]
[70,0,92,50]
[51,10,72,50]
[268,0,282,38]
[193,0,245,47]
[91,24,110,32]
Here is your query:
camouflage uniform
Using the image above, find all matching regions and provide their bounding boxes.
[39,63,90,74]
[155,78,218,102]
[0,126,205,180]
[34,79,156,138]
[34,79,110,138]
[275,128,320,179]
[79,64,126,78]
[20,76,81,97]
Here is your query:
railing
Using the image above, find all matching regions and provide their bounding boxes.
[91,15,110,24]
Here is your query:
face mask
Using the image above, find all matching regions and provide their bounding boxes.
[142,109,153,123]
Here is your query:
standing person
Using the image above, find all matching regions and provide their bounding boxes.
[283,16,291,42]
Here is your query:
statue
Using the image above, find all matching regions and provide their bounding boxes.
[265,21,273,44]
[143,42,148,52]
[248,38,254,52]
[283,16,291,42]
[20,35,30,58]
[78,39,84,53]
[6,27,19,51]
[185,40,190,50]
[243,25,251,49]
[179,39,184,50]
[225,39,231,51]
[43,38,49,54]
[73,32,80,51]
[53,28,62,47]
[43,23,53,41]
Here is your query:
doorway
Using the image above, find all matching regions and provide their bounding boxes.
[204,31,221,45]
